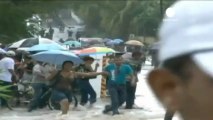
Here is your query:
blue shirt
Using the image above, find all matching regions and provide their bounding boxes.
[104,63,133,84]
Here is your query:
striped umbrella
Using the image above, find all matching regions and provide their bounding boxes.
[74,47,115,56]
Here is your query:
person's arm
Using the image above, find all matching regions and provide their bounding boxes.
[46,70,58,81]
[6,59,18,81]
[8,69,17,79]
[94,63,99,72]
[75,71,103,78]
[101,65,110,76]
[125,65,136,86]
[33,65,45,78]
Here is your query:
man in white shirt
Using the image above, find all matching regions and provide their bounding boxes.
[0,50,17,83]
[0,50,17,107]
[28,61,47,112]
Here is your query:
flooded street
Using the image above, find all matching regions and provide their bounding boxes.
[0,64,180,120]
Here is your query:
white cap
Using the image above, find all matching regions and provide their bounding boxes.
[159,1,213,77]
[6,50,16,57]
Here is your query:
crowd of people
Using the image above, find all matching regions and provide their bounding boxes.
[0,49,144,117]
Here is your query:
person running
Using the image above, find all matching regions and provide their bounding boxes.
[147,1,213,120]
[102,54,135,115]
[76,56,99,107]
[47,61,103,115]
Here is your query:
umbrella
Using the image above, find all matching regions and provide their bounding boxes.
[113,39,124,43]
[74,47,115,56]
[106,39,124,45]
[9,37,54,48]
[103,38,112,42]
[31,50,83,65]
[63,41,81,47]
[125,40,144,46]
[27,43,67,52]
[122,52,132,60]
[79,38,102,44]
[106,40,119,45]
[0,48,6,54]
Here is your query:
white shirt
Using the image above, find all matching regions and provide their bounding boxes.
[32,64,46,83]
[42,64,56,79]
[0,57,15,82]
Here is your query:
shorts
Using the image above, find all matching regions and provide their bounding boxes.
[51,89,73,103]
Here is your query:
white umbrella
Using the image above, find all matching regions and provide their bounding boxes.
[125,40,144,46]
[122,52,132,60]
[9,37,55,49]
[0,48,6,54]
[9,39,26,48]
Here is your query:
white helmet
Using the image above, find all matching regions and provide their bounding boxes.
[6,50,16,57]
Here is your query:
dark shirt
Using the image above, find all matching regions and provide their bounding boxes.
[54,71,72,91]
[25,62,34,74]
[75,64,95,81]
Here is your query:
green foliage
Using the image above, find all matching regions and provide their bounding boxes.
[0,82,12,100]
[71,0,176,40]
[0,0,176,44]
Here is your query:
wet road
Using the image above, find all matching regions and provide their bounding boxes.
[0,64,181,120]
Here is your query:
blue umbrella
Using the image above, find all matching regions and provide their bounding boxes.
[106,39,124,45]
[103,38,112,42]
[113,39,124,43]
[31,50,83,65]
[28,43,66,52]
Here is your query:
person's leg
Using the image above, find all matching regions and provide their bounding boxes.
[28,83,43,112]
[164,110,175,120]
[131,83,137,108]
[125,81,133,109]
[118,85,127,107]
[103,84,119,115]
[60,99,70,114]
[51,90,70,114]
[38,84,49,108]
[79,80,89,105]
[87,82,97,105]
[109,85,119,115]
[80,89,88,105]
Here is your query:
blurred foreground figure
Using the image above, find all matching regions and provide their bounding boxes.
[148,1,213,120]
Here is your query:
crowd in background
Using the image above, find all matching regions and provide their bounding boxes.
[0,47,145,116]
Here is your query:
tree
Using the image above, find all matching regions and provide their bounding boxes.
[0,0,66,44]
[71,0,176,40]
[0,0,176,44]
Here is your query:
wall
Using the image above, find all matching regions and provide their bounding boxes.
[89,54,103,98]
